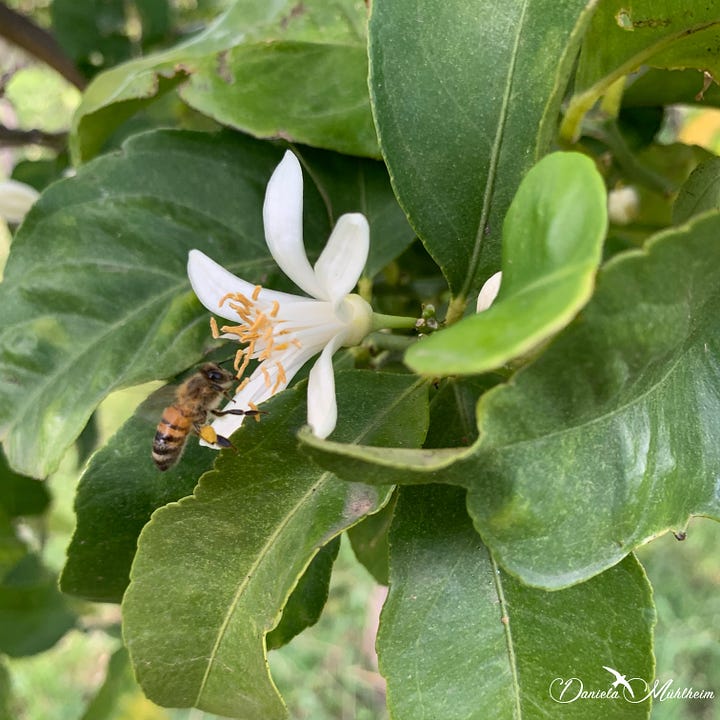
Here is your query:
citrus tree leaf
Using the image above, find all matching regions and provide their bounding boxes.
[0,554,76,657]
[0,447,50,517]
[60,382,215,603]
[368,0,598,300]
[303,212,720,589]
[405,153,607,375]
[563,2,720,140]
[1,129,406,479]
[51,0,171,79]
[379,485,654,720]
[266,537,339,650]
[122,371,429,718]
[347,490,396,585]
[71,0,377,162]
[673,157,720,224]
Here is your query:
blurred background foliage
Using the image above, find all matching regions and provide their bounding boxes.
[0,0,719,718]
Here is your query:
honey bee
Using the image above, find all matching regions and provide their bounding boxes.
[152,363,258,471]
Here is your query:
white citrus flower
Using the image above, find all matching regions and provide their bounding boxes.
[188,150,373,441]
[0,180,39,224]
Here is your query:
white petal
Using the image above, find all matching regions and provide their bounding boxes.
[0,180,39,224]
[306,332,346,439]
[204,344,317,445]
[314,213,369,304]
[187,249,311,322]
[476,271,502,313]
[263,151,326,299]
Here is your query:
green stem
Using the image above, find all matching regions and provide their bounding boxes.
[364,332,416,352]
[371,312,417,331]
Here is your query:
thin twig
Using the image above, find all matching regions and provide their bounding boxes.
[0,123,67,151]
[0,2,86,90]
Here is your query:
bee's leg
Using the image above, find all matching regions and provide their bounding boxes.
[212,408,266,418]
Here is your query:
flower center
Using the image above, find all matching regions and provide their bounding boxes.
[212,285,296,393]
[337,294,373,346]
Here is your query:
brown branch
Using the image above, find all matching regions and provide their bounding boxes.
[0,2,86,90]
[0,124,67,151]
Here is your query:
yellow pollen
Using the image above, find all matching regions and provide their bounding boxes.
[261,366,272,388]
[270,300,280,317]
[209,316,220,339]
[252,285,262,301]
[272,361,287,393]
[248,400,262,422]
[274,342,288,351]
[236,376,250,392]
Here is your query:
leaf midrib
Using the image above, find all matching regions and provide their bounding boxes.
[194,376,427,705]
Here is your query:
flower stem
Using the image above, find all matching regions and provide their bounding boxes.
[371,312,417,331]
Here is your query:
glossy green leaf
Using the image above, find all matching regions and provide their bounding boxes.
[347,490,396,585]
[0,554,76,657]
[51,0,171,78]
[623,68,720,109]
[303,213,720,588]
[369,0,597,299]
[0,447,50,517]
[60,382,214,602]
[564,2,720,140]
[123,371,428,718]
[1,130,409,479]
[266,537,339,650]
[71,0,377,162]
[673,158,720,225]
[380,485,654,720]
[406,153,607,375]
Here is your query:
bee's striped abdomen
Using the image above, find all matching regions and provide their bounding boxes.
[152,405,192,471]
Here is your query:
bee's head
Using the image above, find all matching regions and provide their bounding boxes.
[200,363,234,391]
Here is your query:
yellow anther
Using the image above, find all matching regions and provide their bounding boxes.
[248,401,262,422]
[252,285,262,301]
[261,365,271,388]
[209,316,220,339]
[270,300,280,317]
[272,361,287,393]
[236,376,250,392]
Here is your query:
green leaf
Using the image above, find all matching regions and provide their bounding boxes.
[0,129,359,478]
[673,158,720,225]
[563,2,720,140]
[71,0,377,162]
[123,370,428,718]
[51,0,171,78]
[0,554,76,657]
[266,537,339,650]
[0,447,50,517]
[623,68,720,109]
[60,382,215,603]
[347,490,396,585]
[380,485,654,720]
[303,212,720,588]
[369,0,597,299]
[405,153,607,375]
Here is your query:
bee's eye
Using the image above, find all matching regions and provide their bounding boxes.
[206,370,223,382]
